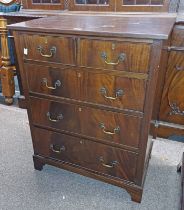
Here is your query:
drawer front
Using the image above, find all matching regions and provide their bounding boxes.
[30,97,81,133]
[171,25,184,47]
[33,127,138,182]
[79,39,151,73]
[81,106,141,148]
[21,34,76,65]
[159,52,184,124]
[25,63,81,100]
[30,97,142,148]
[84,71,146,111]
[26,63,146,112]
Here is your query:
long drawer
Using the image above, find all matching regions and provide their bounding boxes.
[30,97,142,148]
[21,34,76,65]
[26,63,146,112]
[33,127,138,182]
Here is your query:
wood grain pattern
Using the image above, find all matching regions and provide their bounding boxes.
[156,122,184,138]
[79,38,151,73]
[135,40,163,185]
[0,12,47,106]
[11,15,174,203]
[159,51,184,125]
[0,17,15,105]
[32,154,143,203]
[83,71,147,112]
[80,105,142,148]
[25,63,81,100]
[151,39,170,138]
[33,126,138,182]
[154,24,184,138]
[25,63,147,112]
[30,97,81,134]
[21,34,76,65]
[30,97,142,148]
[171,25,184,47]
[8,15,175,40]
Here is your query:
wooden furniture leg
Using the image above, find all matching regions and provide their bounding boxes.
[177,153,184,210]
[0,17,15,105]
[126,189,143,203]
[33,155,45,171]
[178,159,182,172]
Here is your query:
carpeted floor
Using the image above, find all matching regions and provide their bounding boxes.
[0,104,183,210]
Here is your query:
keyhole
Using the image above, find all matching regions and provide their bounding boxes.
[77,72,81,78]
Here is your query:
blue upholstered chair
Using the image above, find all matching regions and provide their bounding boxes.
[0,1,21,13]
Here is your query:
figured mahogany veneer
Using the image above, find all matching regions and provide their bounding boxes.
[25,63,147,111]
[8,15,175,203]
[21,34,76,65]
[157,24,184,138]
[171,25,184,47]
[79,39,151,73]
[30,96,142,148]
[33,127,138,182]
[159,51,184,125]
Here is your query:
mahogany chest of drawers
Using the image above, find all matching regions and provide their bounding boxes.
[8,14,175,203]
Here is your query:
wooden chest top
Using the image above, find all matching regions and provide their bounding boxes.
[8,14,175,39]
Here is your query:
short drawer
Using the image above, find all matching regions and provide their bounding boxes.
[25,63,80,100]
[21,34,76,65]
[30,97,142,148]
[33,127,138,182]
[79,39,151,73]
[84,71,147,112]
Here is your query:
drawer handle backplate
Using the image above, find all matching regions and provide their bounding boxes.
[100,87,124,100]
[42,78,61,90]
[175,65,184,71]
[169,103,184,116]
[99,123,120,135]
[37,46,56,58]
[46,112,64,122]
[101,52,126,66]
[167,66,184,116]
[50,144,66,153]
[99,156,119,168]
